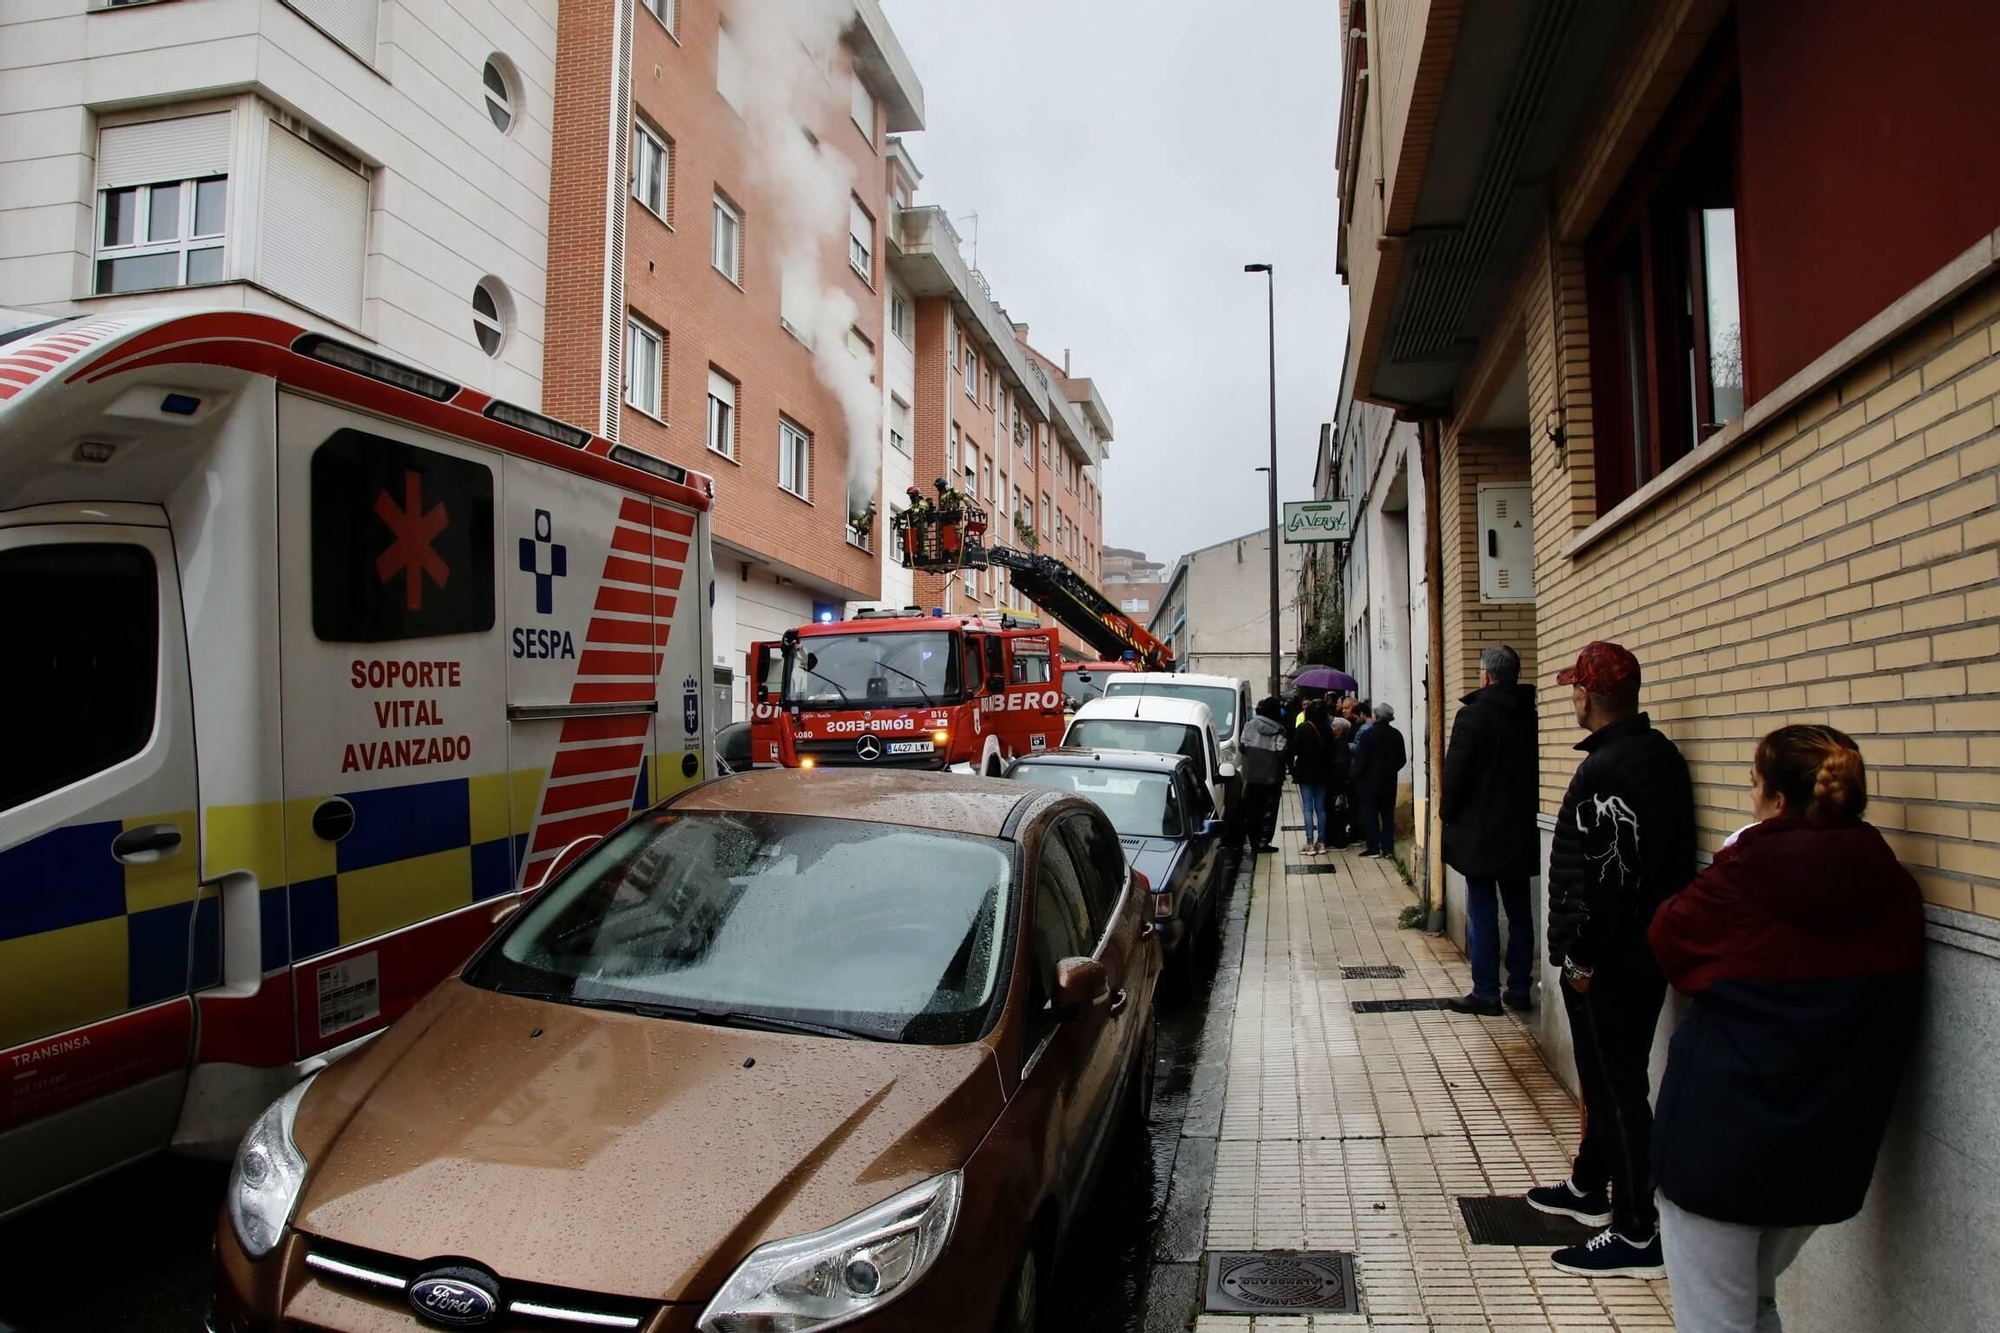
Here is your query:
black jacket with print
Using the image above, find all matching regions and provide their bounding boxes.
[1546,713,1697,969]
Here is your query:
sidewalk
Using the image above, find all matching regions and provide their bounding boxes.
[1194,794,1675,1330]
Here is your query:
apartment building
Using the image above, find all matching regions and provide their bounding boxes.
[1334,2,2000,1323]
[0,0,554,400]
[1149,528,1302,688]
[541,0,921,720]
[889,205,1112,658]
[1102,545,1170,622]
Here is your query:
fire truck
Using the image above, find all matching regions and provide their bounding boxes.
[748,486,1172,775]
[0,307,714,1217]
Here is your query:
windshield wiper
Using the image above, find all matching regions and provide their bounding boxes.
[793,667,852,704]
[713,1011,886,1042]
[871,661,938,707]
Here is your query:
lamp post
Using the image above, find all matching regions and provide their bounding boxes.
[1245,262,1280,699]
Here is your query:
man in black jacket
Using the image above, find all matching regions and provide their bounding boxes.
[1351,702,1406,857]
[1528,641,1694,1280]
[1441,645,1539,1017]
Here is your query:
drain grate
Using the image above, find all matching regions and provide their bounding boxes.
[1350,997,1453,1013]
[1341,964,1406,980]
[1458,1196,1599,1247]
[1281,823,1305,830]
[1205,1251,1360,1315]
[1283,863,1342,875]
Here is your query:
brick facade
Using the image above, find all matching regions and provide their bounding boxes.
[1439,427,1539,699]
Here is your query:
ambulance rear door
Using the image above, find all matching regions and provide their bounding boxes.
[275,391,509,1059]
[0,510,201,1213]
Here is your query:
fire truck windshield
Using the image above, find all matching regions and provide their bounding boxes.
[786,631,962,708]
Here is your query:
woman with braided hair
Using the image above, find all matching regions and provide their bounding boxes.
[1647,725,1924,1332]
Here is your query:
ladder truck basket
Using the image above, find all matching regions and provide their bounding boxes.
[893,500,990,572]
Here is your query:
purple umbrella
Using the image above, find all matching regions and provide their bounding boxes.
[1293,667,1358,693]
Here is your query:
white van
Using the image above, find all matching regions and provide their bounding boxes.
[0,308,715,1217]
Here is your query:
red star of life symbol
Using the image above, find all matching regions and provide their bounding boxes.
[374,470,450,610]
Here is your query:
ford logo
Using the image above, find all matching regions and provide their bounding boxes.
[855,735,883,762]
[407,1267,500,1327]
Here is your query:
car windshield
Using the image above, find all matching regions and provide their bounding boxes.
[1102,681,1238,739]
[1010,764,1182,838]
[1065,718,1205,772]
[786,631,961,707]
[1062,668,1116,708]
[465,811,1015,1044]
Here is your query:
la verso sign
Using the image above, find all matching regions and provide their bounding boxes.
[1282,500,1352,542]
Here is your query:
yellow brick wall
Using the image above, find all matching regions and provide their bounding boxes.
[1441,427,1540,700]
[1524,268,2000,918]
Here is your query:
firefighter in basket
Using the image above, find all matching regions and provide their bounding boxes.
[933,476,967,560]
[901,485,932,562]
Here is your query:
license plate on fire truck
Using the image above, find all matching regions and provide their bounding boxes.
[887,740,933,755]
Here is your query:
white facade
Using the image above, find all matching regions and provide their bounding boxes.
[873,277,916,611]
[1151,527,1304,691]
[0,0,554,404]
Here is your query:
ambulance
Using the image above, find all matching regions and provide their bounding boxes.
[0,308,714,1217]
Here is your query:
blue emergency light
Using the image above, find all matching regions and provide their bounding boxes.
[818,611,834,623]
[931,607,944,617]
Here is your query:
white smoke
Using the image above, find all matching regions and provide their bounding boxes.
[723,0,882,523]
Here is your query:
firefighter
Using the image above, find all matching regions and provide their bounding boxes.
[934,477,966,560]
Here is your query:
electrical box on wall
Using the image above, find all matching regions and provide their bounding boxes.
[1477,483,1535,603]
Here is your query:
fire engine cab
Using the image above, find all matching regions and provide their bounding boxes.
[0,308,714,1218]
[750,609,1063,775]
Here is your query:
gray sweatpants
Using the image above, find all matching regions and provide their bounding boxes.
[1659,1195,1817,1332]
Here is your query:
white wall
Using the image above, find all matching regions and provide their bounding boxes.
[875,281,916,610]
[718,563,813,723]
[0,0,554,405]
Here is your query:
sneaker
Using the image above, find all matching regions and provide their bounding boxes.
[1550,1228,1666,1279]
[1503,990,1533,1012]
[1525,1180,1612,1227]
[1255,844,1279,854]
[1444,993,1503,1017]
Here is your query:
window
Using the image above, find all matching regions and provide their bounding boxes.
[779,418,810,499]
[482,58,516,133]
[848,198,873,283]
[1041,491,1052,536]
[633,121,669,219]
[473,279,508,357]
[983,368,993,408]
[1120,597,1149,614]
[1041,425,1051,465]
[93,113,231,296]
[890,395,911,454]
[889,290,912,345]
[716,25,745,114]
[981,457,993,502]
[850,73,876,145]
[965,347,978,400]
[641,0,674,33]
[951,423,960,468]
[2,544,158,814]
[1587,53,1743,511]
[712,194,741,282]
[626,318,663,417]
[706,370,736,460]
[1061,813,1126,937]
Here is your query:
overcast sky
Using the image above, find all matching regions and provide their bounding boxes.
[881,0,1349,567]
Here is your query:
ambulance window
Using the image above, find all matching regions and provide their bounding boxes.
[1,544,158,812]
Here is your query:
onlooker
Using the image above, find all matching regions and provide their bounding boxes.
[1351,701,1405,858]
[1648,725,1922,1332]
[1237,697,1289,855]
[1442,645,1540,1017]
[1531,641,1695,1278]
[1289,699,1341,854]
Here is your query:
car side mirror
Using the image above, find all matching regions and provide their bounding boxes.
[1052,957,1109,1016]
[1216,761,1237,781]
[1201,818,1225,838]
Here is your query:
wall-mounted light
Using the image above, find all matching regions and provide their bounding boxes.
[1543,410,1566,450]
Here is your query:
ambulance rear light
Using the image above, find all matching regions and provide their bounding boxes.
[484,399,591,449]
[294,334,458,402]
[609,444,688,486]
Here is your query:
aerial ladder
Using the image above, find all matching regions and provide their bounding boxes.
[890,481,1175,670]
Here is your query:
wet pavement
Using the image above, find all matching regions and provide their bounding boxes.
[0,854,1252,1333]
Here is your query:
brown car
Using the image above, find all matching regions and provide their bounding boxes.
[210,769,1160,1333]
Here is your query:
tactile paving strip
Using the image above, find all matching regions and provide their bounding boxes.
[1204,1250,1361,1314]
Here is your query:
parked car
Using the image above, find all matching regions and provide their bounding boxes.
[1099,672,1252,829]
[211,769,1159,1333]
[1062,695,1233,820]
[1005,748,1226,987]
[714,718,754,775]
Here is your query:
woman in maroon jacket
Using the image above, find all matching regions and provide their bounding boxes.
[1648,725,1923,1332]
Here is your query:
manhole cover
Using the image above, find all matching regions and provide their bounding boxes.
[1341,964,1405,979]
[1205,1250,1359,1314]
[1458,1196,1599,1246]
[1350,997,1452,1013]
[1283,863,1341,874]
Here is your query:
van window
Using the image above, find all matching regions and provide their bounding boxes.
[1101,679,1238,739]
[1065,718,1204,773]
[1,545,158,812]
[311,428,496,642]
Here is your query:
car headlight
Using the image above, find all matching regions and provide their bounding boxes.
[697,1171,962,1332]
[227,1075,316,1259]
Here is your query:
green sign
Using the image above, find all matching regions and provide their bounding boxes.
[1282,500,1351,543]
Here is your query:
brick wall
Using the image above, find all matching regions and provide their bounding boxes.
[1440,427,1539,699]
[543,0,616,434]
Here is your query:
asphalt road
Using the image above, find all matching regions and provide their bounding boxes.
[0,854,1249,1333]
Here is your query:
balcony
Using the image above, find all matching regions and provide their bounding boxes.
[889,206,1050,421]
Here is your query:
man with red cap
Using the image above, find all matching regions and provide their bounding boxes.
[1526,641,1695,1279]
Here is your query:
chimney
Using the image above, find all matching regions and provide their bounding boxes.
[1063,349,1071,375]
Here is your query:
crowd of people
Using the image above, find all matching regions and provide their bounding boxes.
[1244,643,1924,1329]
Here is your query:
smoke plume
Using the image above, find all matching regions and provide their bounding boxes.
[722,0,882,523]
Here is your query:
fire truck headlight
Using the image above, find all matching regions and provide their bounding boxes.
[227,1075,315,1259]
[800,757,816,769]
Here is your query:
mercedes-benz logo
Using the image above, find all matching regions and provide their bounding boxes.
[855,735,883,762]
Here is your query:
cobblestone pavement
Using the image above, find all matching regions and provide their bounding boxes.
[1193,794,1675,1331]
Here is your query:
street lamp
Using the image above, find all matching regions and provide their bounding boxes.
[1244,262,1280,699]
